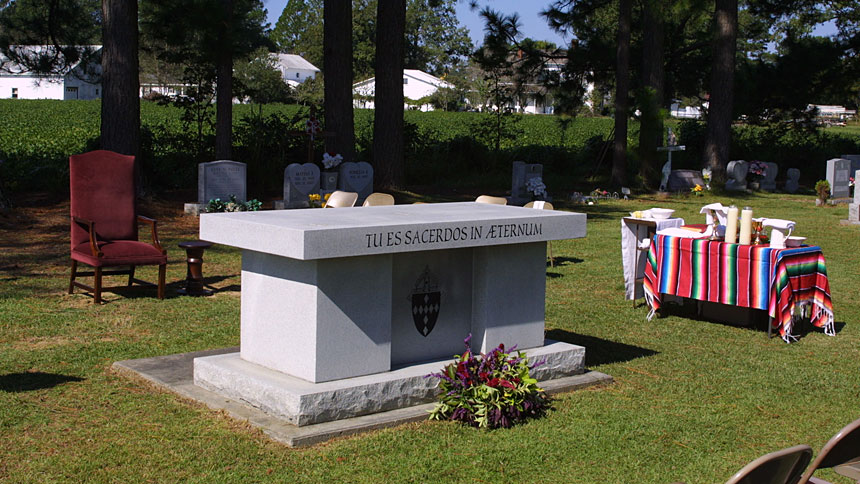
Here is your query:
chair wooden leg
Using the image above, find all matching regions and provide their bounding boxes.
[157,264,166,300]
[94,267,103,304]
[69,260,77,294]
[127,266,136,286]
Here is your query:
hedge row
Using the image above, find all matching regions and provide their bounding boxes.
[1,99,858,195]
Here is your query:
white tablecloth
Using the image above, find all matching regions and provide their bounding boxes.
[621,217,684,300]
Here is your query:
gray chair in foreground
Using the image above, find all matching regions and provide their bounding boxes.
[725,445,812,484]
[798,417,860,484]
[475,195,507,205]
[324,190,358,208]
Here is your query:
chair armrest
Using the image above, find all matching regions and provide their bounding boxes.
[72,216,103,257]
[137,215,166,254]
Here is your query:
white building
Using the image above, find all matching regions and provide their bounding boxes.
[271,53,319,87]
[670,101,704,119]
[0,46,101,100]
[353,69,454,111]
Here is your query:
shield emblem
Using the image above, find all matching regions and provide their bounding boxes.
[410,266,441,337]
[412,291,441,337]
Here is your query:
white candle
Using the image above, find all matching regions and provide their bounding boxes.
[739,207,753,245]
[725,206,739,243]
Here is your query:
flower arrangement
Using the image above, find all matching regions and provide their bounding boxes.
[525,177,547,200]
[701,168,712,190]
[308,192,331,208]
[322,152,343,170]
[428,334,550,429]
[589,188,609,198]
[691,184,704,196]
[748,161,767,181]
[206,195,262,213]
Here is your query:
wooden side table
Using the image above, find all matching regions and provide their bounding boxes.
[177,240,214,296]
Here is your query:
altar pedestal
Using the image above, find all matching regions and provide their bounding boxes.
[196,202,588,424]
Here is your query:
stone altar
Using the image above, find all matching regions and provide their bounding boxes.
[195,203,588,425]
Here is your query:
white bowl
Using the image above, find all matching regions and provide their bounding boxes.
[650,208,675,220]
[785,236,806,247]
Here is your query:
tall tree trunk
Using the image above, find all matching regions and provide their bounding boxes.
[323,0,355,161]
[215,0,233,160]
[100,0,139,158]
[373,0,406,189]
[702,0,737,183]
[611,0,631,187]
[638,0,664,190]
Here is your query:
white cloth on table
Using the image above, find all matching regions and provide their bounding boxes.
[656,227,710,239]
[762,218,795,231]
[622,216,684,300]
[699,202,729,225]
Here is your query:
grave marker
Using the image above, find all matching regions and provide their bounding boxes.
[725,160,748,191]
[826,158,851,200]
[784,168,800,194]
[760,162,778,191]
[198,160,247,203]
[510,161,544,205]
[338,161,373,203]
[282,163,320,208]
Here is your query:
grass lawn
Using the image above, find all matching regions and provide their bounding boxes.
[1,189,858,483]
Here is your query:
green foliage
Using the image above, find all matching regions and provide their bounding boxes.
[815,179,830,201]
[233,48,293,105]
[205,195,261,212]
[270,0,323,67]
[428,336,549,429]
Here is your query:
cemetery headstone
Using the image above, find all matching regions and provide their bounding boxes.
[826,158,851,200]
[725,160,748,191]
[848,169,860,224]
[784,168,800,194]
[760,162,778,191]
[841,154,860,176]
[281,163,320,209]
[510,161,544,205]
[185,160,247,215]
[666,170,706,192]
[338,161,373,203]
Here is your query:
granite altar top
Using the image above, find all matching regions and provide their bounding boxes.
[200,202,586,260]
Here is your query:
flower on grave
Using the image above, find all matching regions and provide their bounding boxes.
[525,177,547,199]
[748,160,767,180]
[691,184,704,196]
[308,193,322,208]
[305,115,322,140]
[701,168,712,183]
[322,152,343,170]
[427,334,550,429]
[849,177,855,188]
[206,195,262,213]
[589,188,609,198]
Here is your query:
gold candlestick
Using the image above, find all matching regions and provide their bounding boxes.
[752,219,764,245]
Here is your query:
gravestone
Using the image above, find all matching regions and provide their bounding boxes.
[510,161,544,205]
[848,169,860,224]
[841,154,860,176]
[185,160,247,215]
[760,162,778,191]
[784,168,800,194]
[278,163,320,209]
[725,160,748,191]
[826,158,852,200]
[666,170,706,192]
[338,161,373,203]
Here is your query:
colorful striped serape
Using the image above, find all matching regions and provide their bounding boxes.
[642,235,834,342]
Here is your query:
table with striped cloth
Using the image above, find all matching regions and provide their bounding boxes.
[642,235,834,342]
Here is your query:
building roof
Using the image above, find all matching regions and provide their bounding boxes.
[271,53,319,72]
[353,69,453,89]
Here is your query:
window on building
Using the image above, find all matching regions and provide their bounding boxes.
[296,72,300,78]
[11,88,18,99]
[403,78,408,84]
[95,88,99,96]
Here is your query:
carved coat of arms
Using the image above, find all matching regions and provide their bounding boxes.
[411,266,440,337]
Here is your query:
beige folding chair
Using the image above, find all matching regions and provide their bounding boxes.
[724,445,812,484]
[798,417,860,484]
[362,192,395,207]
[525,201,556,267]
[324,190,358,208]
[475,195,507,205]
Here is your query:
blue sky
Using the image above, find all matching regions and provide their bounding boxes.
[262,0,569,48]
[262,0,836,48]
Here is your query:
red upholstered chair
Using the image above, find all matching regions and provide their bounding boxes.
[68,150,167,303]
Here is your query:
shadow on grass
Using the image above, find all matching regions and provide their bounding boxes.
[546,329,659,366]
[0,372,84,392]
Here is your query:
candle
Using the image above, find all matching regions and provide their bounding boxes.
[725,206,739,243]
[739,207,753,245]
